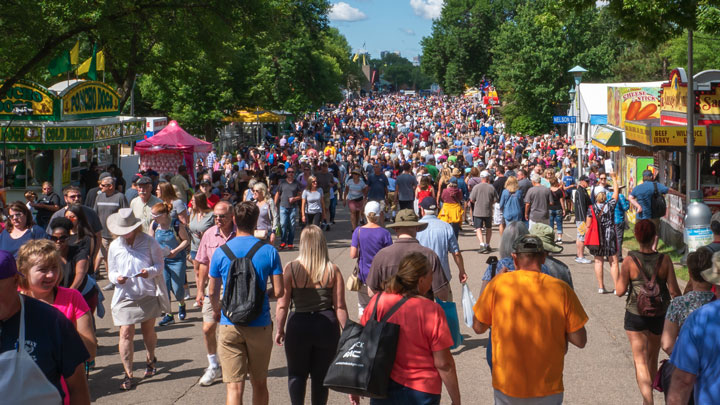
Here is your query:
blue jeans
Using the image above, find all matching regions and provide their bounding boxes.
[164,257,186,302]
[549,209,563,234]
[370,380,441,405]
[329,198,337,223]
[280,206,298,245]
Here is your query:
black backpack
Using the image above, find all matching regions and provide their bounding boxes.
[651,182,667,218]
[220,241,266,325]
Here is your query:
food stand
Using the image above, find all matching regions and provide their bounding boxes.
[0,79,146,202]
[623,68,720,248]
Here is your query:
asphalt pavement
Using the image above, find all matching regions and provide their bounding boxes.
[89,205,666,404]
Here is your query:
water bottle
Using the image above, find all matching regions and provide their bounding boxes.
[684,190,712,252]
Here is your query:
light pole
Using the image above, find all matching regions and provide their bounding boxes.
[568,86,576,141]
[568,65,587,174]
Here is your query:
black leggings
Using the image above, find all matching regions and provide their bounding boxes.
[284,309,340,405]
[306,212,322,226]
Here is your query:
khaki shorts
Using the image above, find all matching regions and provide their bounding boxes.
[650,218,661,233]
[202,295,216,323]
[100,237,112,258]
[218,324,273,383]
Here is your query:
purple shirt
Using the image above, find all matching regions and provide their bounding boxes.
[351,226,393,283]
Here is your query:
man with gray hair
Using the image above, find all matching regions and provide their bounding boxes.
[93,174,128,287]
[524,172,553,230]
[469,170,498,253]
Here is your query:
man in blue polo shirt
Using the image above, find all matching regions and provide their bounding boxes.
[667,262,720,404]
[629,170,682,249]
[209,201,283,405]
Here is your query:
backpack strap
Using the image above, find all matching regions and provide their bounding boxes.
[245,240,266,260]
[220,244,237,262]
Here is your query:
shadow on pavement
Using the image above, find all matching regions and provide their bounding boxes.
[89,358,196,400]
[452,336,488,356]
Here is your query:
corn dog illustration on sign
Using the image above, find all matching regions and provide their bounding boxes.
[607,87,661,129]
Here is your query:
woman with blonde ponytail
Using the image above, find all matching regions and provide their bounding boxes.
[274,225,348,405]
[351,252,462,405]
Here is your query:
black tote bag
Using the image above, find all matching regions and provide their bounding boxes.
[323,292,408,398]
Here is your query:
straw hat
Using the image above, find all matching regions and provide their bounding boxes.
[107,208,143,236]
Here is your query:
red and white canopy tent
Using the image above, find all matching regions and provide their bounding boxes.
[135,120,211,184]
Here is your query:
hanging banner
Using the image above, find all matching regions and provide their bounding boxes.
[62,149,71,186]
[45,126,94,143]
[607,86,661,129]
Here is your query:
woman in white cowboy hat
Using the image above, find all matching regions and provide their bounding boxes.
[106,208,168,391]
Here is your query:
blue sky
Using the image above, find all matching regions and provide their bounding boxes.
[328,0,442,60]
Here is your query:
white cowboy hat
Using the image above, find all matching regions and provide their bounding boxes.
[107,208,143,236]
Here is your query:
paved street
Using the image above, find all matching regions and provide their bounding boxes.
[90,205,667,404]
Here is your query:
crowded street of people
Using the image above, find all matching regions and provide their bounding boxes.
[3,1,720,404]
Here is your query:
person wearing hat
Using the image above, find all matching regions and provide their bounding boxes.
[666,249,720,404]
[529,223,573,288]
[366,209,451,301]
[0,250,91,404]
[417,197,468,293]
[438,176,465,241]
[629,170,683,250]
[85,171,113,209]
[349,200,393,317]
[129,176,163,235]
[473,234,588,404]
[93,174,129,287]
[106,208,168,390]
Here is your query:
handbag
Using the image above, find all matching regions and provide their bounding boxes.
[346,228,362,291]
[154,273,171,314]
[435,298,463,349]
[584,205,601,254]
[324,292,407,398]
[253,229,268,239]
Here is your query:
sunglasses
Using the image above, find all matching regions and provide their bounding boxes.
[100,184,112,188]
[8,213,24,219]
[50,235,69,243]
[67,194,81,199]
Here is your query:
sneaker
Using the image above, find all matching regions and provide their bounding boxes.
[193,301,201,308]
[598,288,606,294]
[199,366,222,386]
[178,304,186,321]
[159,314,175,326]
[575,257,592,264]
[183,292,192,301]
[102,283,115,291]
[278,243,286,250]
[287,244,294,249]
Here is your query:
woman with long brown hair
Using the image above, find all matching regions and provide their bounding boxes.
[156,181,189,225]
[188,193,214,293]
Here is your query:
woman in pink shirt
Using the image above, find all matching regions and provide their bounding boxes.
[17,239,97,404]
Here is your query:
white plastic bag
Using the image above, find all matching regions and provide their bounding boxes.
[461,283,476,328]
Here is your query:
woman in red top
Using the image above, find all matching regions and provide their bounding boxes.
[351,252,461,405]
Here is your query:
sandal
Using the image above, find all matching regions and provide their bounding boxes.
[121,374,133,391]
[144,357,157,378]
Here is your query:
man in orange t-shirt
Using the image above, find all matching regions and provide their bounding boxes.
[473,235,588,404]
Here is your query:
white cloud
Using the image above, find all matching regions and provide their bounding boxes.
[410,0,444,20]
[400,28,416,36]
[329,2,367,22]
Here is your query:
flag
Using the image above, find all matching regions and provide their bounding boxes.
[352,53,359,62]
[362,54,366,66]
[88,43,98,80]
[48,51,71,76]
[69,41,79,65]
[77,49,105,76]
[96,50,105,71]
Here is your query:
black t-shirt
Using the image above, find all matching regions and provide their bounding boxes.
[574,186,592,219]
[60,243,91,288]
[493,176,507,197]
[36,192,62,225]
[0,295,89,399]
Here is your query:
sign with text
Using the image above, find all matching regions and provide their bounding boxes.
[607,86,661,129]
[699,86,720,115]
[2,126,42,142]
[61,81,120,118]
[660,69,688,114]
[0,80,55,119]
[45,126,94,142]
[553,116,576,124]
[625,122,708,147]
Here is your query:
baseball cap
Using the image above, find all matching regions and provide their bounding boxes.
[136,176,152,185]
[419,197,437,211]
[199,179,211,186]
[99,171,113,180]
[512,235,545,254]
[480,170,490,178]
[579,175,589,182]
[0,250,19,280]
[364,201,382,216]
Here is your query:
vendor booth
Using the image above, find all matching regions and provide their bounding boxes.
[220,109,290,152]
[0,79,145,202]
[622,68,720,248]
[135,120,212,185]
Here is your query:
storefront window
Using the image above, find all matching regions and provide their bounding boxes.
[6,149,27,188]
[28,150,53,187]
[701,152,720,200]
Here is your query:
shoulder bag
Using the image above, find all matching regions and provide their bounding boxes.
[346,228,362,291]
[584,205,601,254]
[650,182,667,218]
[324,292,407,398]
